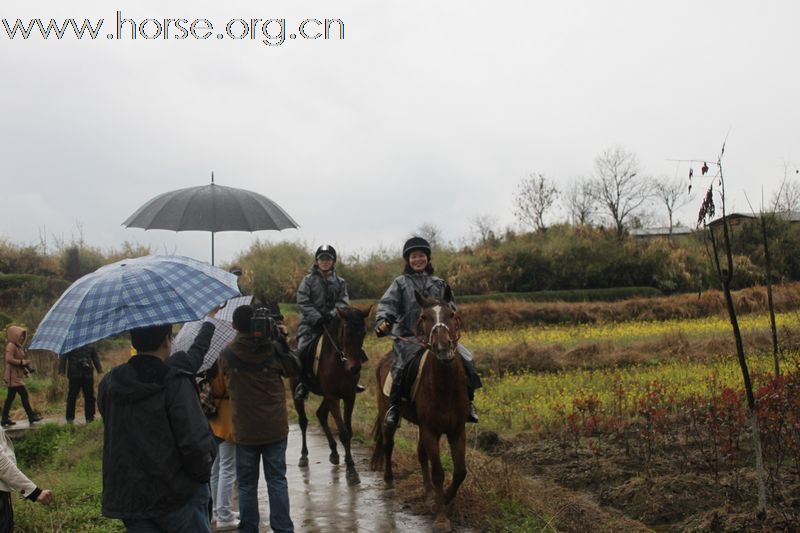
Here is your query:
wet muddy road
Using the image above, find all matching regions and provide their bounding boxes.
[251,424,463,532]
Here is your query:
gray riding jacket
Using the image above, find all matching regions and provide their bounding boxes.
[296,265,350,340]
[375,272,451,370]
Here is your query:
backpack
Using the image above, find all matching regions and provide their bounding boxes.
[195,371,218,418]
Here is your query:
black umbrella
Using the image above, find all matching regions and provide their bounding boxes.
[122,174,299,264]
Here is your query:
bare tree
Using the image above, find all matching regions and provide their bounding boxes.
[771,161,800,212]
[414,223,443,248]
[563,177,595,225]
[654,175,693,235]
[689,141,767,517]
[514,173,559,231]
[468,214,499,245]
[589,146,651,238]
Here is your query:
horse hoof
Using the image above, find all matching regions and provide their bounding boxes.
[298,456,308,468]
[346,471,361,486]
[329,453,340,465]
[384,478,394,488]
[432,516,451,532]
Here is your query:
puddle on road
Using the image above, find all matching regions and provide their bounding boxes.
[251,424,469,532]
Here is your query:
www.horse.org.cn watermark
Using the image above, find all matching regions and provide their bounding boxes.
[1,10,345,46]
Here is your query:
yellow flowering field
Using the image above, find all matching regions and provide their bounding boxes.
[463,312,800,351]
[475,353,788,434]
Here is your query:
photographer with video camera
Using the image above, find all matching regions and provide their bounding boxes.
[2,327,42,427]
[218,303,298,533]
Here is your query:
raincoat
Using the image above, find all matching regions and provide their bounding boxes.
[4,327,30,388]
[296,265,350,342]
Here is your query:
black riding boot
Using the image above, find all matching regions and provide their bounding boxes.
[293,343,313,401]
[384,378,402,428]
[462,356,482,423]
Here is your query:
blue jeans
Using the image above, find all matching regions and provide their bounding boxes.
[122,483,211,533]
[236,439,293,533]
[210,437,237,523]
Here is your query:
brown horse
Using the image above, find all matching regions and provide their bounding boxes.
[370,287,468,531]
[292,305,371,486]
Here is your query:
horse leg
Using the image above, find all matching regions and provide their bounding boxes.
[294,396,309,468]
[419,428,450,531]
[418,438,434,503]
[445,428,467,505]
[343,395,361,485]
[316,400,339,465]
[329,394,360,486]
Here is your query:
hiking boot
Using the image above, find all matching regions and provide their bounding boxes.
[294,382,309,402]
[355,384,366,394]
[467,402,479,424]
[0,420,15,427]
[384,405,400,429]
[29,414,43,424]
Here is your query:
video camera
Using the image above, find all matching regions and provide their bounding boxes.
[251,306,281,345]
[23,363,35,374]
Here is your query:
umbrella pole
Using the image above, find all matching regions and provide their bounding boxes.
[211,232,215,266]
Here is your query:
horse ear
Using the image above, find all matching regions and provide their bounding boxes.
[444,284,454,303]
[414,290,426,307]
[360,304,374,318]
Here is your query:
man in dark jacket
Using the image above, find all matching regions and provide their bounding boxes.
[98,323,217,533]
[58,343,102,423]
[220,305,298,533]
[294,245,364,400]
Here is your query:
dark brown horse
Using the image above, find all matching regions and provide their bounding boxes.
[370,287,468,531]
[292,305,371,486]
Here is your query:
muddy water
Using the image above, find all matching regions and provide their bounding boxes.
[251,424,454,532]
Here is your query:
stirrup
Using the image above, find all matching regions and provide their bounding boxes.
[294,383,309,402]
[467,402,479,424]
[384,406,400,428]
[355,384,366,394]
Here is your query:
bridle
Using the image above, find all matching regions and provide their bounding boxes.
[404,304,462,355]
[322,320,361,366]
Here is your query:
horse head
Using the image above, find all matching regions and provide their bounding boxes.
[414,285,460,362]
[332,305,372,375]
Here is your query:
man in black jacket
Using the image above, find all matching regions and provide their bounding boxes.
[98,323,217,532]
[58,343,102,423]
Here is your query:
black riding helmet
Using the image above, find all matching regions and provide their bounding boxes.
[402,237,432,260]
[315,244,337,262]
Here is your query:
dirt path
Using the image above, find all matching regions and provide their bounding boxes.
[254,424,468,533]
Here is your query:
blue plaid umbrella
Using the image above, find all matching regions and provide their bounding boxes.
[29,255,240,355]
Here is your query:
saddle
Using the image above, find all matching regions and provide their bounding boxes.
[382,350,429,403]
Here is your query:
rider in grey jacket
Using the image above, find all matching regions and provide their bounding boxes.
[293,245,365,400]
[374,237,481,428]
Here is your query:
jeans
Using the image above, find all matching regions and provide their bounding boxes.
[210,437,237,523]
[1,386,34,422]
[236,438,292,533]
[122,483,211,533]
[66,375,96,421]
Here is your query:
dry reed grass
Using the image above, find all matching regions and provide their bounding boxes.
[458,283,800,331]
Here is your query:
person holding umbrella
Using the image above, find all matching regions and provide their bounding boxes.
[98,323,218,532]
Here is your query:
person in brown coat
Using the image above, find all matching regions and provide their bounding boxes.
[2,327,41,427]
[219,304,298,533]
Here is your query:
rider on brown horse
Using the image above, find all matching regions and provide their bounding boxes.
[294,245,366,400]
[374,237,481,428]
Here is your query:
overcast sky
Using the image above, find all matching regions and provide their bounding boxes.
[1,1,798,265]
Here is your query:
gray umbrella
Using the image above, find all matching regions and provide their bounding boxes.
[122,174,299,264]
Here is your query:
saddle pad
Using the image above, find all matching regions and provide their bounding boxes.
[312,335,325,376]
[382,350,429,402]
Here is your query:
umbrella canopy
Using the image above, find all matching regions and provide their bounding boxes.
[216,295,253,322]
[172,317,236,372]
[30,255,240,355]
[122,177,299,264]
